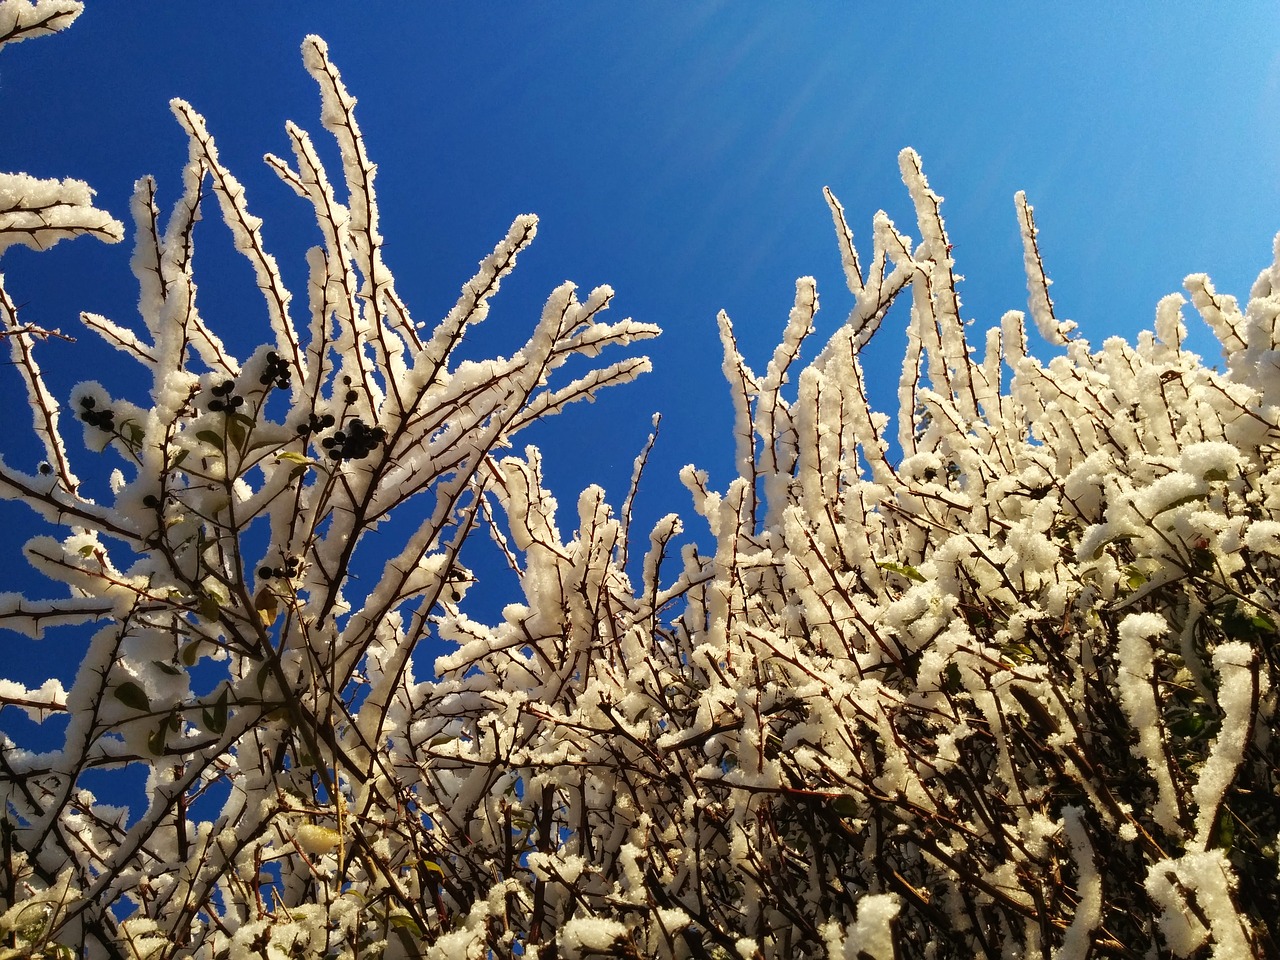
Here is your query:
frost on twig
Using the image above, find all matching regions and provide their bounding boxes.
[0,5,124,258]
[0,0,81,53]
[0,173,124,256]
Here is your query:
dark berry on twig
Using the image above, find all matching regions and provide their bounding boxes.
[321,415,387,463]
[79,403,116,431]
[259,352,292,392]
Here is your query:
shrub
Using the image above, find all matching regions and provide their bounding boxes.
[2,4,1277,958]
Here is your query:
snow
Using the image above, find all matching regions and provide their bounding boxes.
[1116,612,1182,833]
[0,172,123,254]
[1056,807,1101,960]
[823,894,901,960]
[0,676,66,720]
[1191,642,1257,851]
[1146,852,1253,959]
[6,21,1280,952]
[0,1,82,53]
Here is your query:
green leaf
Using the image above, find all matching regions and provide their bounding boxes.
[876,560,926,583]
[1222,606,1278,641]
[181,641,202,666]
[197,594,221,623]
[1000,642,1035,664]
[1213,808,1236,851]
[1122,565,1148,591]
[226,419,247,452]
[113,681,150,712]
[253,586,279,626]
[153,660,182,676]
[276,451,313,466]
[832,795,859,818]
[1154,492,1206,516]
[147,723,167,757]
[1170,713,1207,738]
[388,914,422,938]
[196,430,224,448]
[1088,532,1133,560]
[248,437,281,453]
[202,687,229,735]
[943,663,962,690]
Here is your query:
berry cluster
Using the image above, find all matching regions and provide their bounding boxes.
[207,380,245,413]
[321,418,387,462]
[79,396,115,432]
[260,351,292,391]
[258,555,301,580]
[295,412,337,438]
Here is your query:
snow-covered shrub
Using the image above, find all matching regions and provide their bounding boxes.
[424,150,1279,957]
[2,4,1277,958]
[0,5,656,958]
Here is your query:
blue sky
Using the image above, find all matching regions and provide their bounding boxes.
[2,4,1280,697]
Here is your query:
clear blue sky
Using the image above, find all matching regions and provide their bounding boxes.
[2,5,1279,698]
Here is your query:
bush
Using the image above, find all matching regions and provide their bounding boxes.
[2,5,1277,958]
